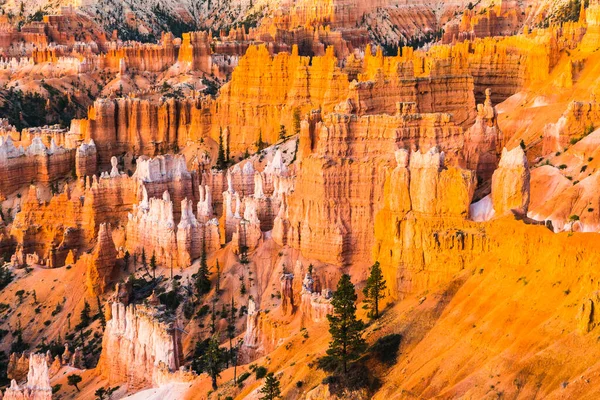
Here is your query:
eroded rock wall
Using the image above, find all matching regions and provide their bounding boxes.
[98,302,184,391]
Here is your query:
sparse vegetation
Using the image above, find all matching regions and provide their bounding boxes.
[255,365,268,379]
[325,274,366,374]
[67,374,82,392]
[259,372,281,400]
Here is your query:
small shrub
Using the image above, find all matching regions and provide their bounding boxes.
[369,334,402,364]
[197,304,210,317]
[255,366,268,379]
[317,355,339,372]
[238,371,251,383]
[158,290,180,312]
[569,214,580,222]
[296,380,304,388]
[51,303,63,316]
[558,164,567,170]
[52,384,61,394]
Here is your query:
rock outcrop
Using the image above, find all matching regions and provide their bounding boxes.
[0,134,75,195]
[98,302,184,391]
[491,146,530,216]
[84,222,118,296]
[3,353,52,400]
[282,108,470,266]
[464,88,503,184]
[126,188,220,269]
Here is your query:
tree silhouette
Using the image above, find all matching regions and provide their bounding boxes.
[362,261,387,319]
[67,374,82,392]
[195,247,211,298]
[259,372,281,400]
[327,274,366,373]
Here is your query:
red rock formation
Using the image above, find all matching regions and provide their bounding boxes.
[300,270,333,323]
[101,33,177,73]
[7,353,29,382]
[10,174,139,267]
[283,107,468,266]
[491,146,530,216]
[75,139,97,178]
[0,134,75,195]
[542,101,600,155]
[72,97,211,167]
[126,190,178,269]
[178,32,212,73]
[464,88,504,183]
[84,222,118,296]
[126,185,220,269]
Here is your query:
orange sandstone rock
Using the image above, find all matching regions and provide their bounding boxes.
[491,146,530,216]
[84,222,117,296]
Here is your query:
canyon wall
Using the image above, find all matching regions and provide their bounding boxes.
[84,222,118,295]
[281,106,468,267]
[64,31,558,168]
[71,97,211,167]
[0,135,75,196]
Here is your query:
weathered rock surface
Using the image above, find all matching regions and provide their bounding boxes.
[98,302,184,390]
[3,353,52,400]
[491,146,530,216]
[84,222,117,296]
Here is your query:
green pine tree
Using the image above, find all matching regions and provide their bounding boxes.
[67,374,82,392]
[96,296,106,328]
[362,261,387,319]
[278,124,286,141]
[195,247,211,298]
[215,259,221,293]
[123,250,130,271]
[211,297,217,334]
[259,372,282,400]
[227,295,236,367]
[326,274,366,374]
[150,251,157,282]
[216,128,227,170]
[225,128,230,162]
[205,334,224,390]
[79,300,91,328]
[256,129,265,151]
